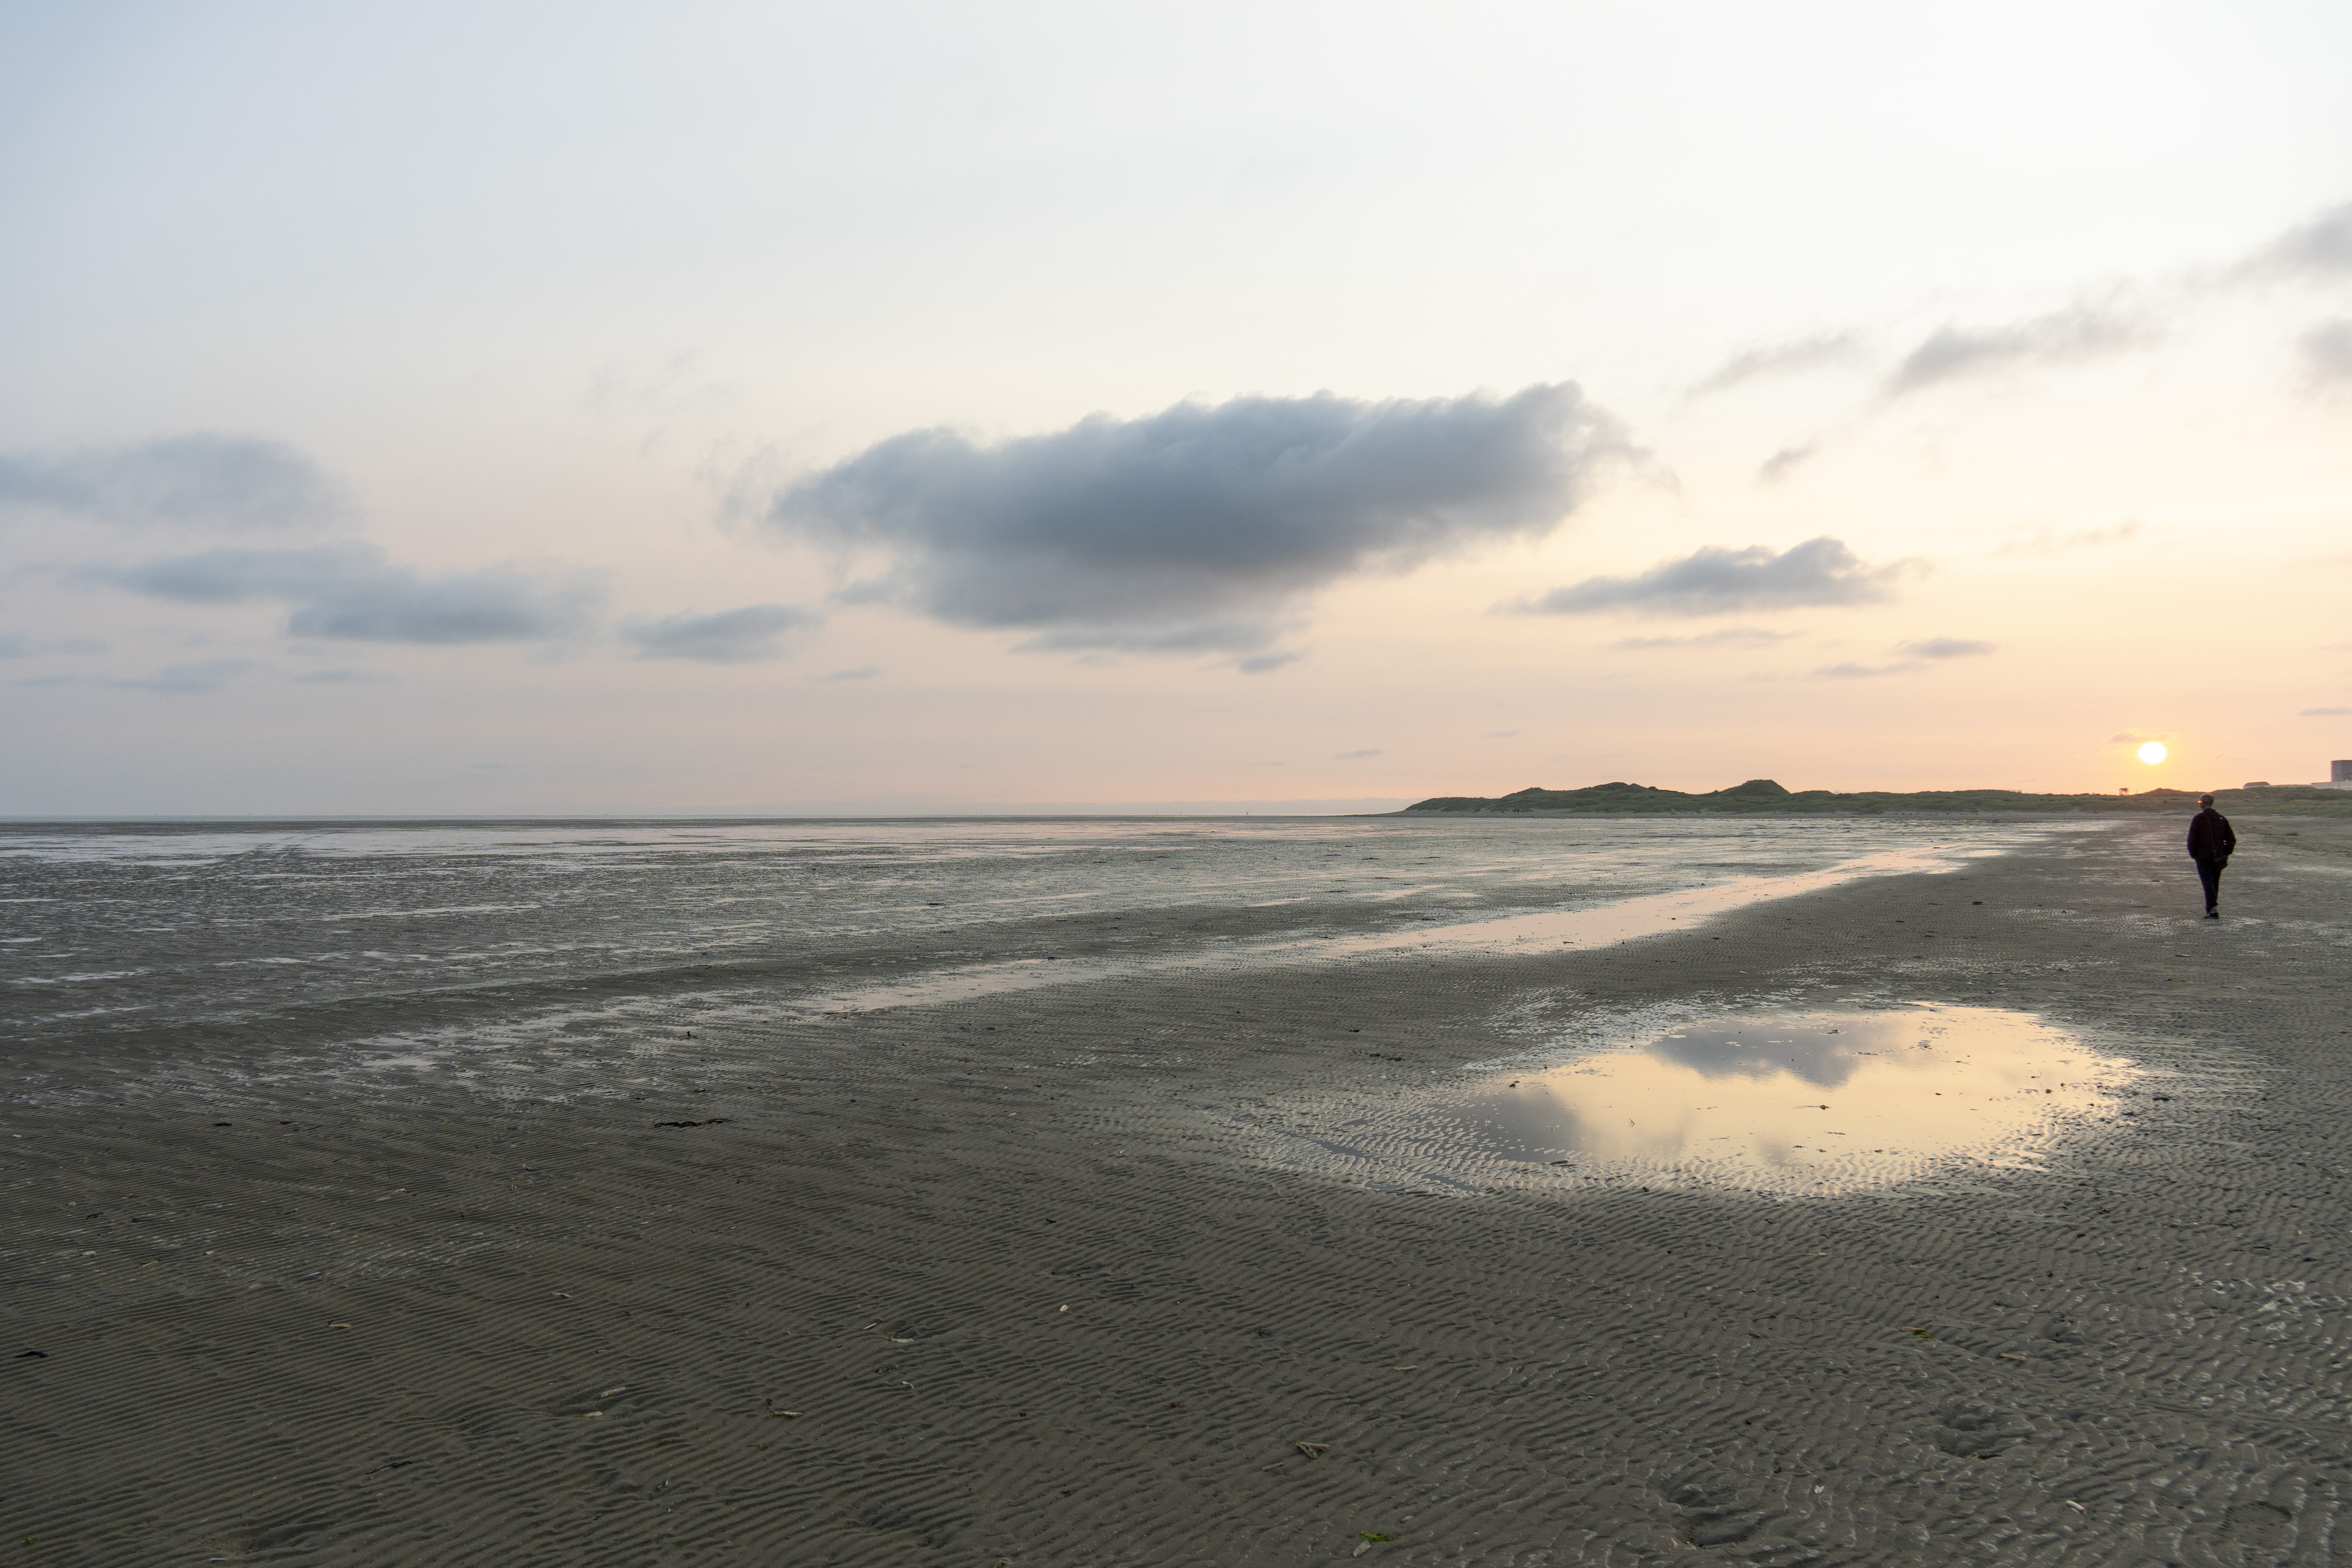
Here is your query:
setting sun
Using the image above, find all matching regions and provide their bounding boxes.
[2137,741,2170,766]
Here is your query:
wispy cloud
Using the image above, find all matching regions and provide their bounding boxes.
[104,658,262,694]
[2299,707,2352,717]
[622,603,819,663]
[822,665,883,681]
[1755,445,1816,485]
[770,384,1630,654]
[2241,200,2352,283]
[289,667,392,684]
[1993,521,2142,557]
[1516,537,1905,619]
[1334,748,1383,759]
[1810,660,1921,680]
[1687,334,1865,397]
[89,544,604,644]
[2110,730,2171,745]
[2298,319,2352,390]
[0,434,348,532]
[1886,305,2157,397]
[1611,626,1794,651]
[1236,649,1305,674]
[0,634,104,658]
[1898,637,1996,659]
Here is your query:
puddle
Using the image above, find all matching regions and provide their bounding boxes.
[1291,1005,2139,1196]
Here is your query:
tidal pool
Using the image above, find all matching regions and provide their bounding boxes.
[1422,1005,2140,1193]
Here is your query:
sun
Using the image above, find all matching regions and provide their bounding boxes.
[2137,741,2169,765]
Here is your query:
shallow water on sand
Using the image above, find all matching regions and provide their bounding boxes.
[3,816,2060,1042]
[1289,1006,2154,1203]
[1434,1005,2138,1192]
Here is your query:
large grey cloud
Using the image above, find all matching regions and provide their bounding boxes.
[769,384,1627,653]
[1516,536,1903,619]
[0,434,348,531]
[1886,305,2156,396]
[623,603,819,662]
[91,543,603,643]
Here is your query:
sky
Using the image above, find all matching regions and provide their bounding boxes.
[3,1,2350,815]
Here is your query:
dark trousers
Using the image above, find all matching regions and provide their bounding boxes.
[2195,857,2224,911]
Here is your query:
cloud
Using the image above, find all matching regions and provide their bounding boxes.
[2298,319,2352,389]
[2244,201,2352,282]
[2299,707,2352,717]
[0,434,348,531]
[1810,660,1921,680]
[1611,626,1794,651]
[89,544,604,643]
[1993,521,2142,556]
[1899,637,1996,659]
[0,634,104,658]
[1334,748,1383,759]
[822,665,883,681]
[1755,444,1816,485]
[1687,334,1865,397]
[770,384,1629,652]
[1517,536,1904,619]
[1236,649,1304,674]
[1886,305,2157,396]
[289,667,391,684]
[2109,730,2171,745]
[104,658,261,694]
[622,603,819,663]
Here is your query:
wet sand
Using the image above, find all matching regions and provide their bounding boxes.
[8,816,2352,1565]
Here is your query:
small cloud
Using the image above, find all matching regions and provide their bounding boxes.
[1611,626,1794,651]
[1485,729,1519,738]
[87,543,604,644]
[2110,730,2171,745]
[1899,637,1996,659]
[822,664,884,681]
[1993,521,2142,557]
[1236,649,1304,675]
[1886,305,2158,397]
[2241,200,2352,282]
[1334,748,1383,760]
[771,383,1631,654]
[1755,445,1816,485]
[0,633,104,658]
[1810,660,1922,680]
[0,433,348,531]
[623,603,819,663]
[2299,707,2352,717]
[2298,319,2352,390]
[1688,334,1865,397]
[289,667,390,684]
[104,658,261,694]
[1517,537,1905,619]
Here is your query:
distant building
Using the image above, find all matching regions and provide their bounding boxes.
[2244,781,2271,788]
[2337,760,2352,783]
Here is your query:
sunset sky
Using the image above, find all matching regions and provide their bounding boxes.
[5,2,2349,814]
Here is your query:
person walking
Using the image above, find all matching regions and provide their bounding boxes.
[2186,793,2236,919]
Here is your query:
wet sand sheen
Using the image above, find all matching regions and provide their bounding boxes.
[5,816,2350,1565]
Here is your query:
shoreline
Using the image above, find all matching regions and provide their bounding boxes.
[8,817,2352,1563]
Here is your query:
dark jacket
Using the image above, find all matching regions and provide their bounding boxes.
[2187,807,2236,863]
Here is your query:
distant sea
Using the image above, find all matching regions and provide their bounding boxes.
[2,816,2064,1048]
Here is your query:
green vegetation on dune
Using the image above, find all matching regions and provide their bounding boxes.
[1400,778,2352,818]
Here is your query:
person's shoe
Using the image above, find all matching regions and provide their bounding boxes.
[2205,910,2220,919]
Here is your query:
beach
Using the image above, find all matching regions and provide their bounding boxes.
[8,814,2352,1565]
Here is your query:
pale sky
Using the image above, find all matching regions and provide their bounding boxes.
[4,2,2349,814]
